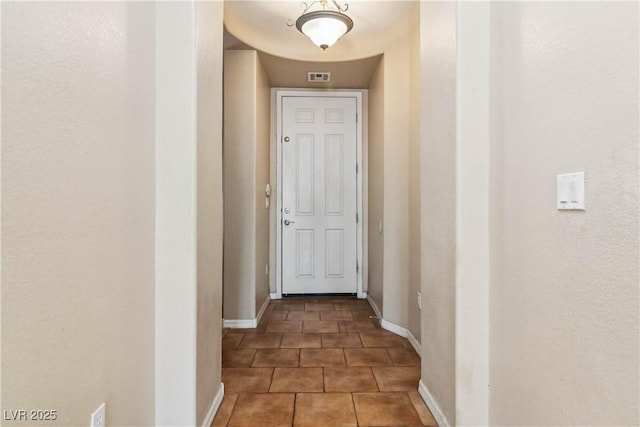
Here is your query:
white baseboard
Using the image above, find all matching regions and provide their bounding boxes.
[380,319,422,357]
[358,297,424,356]
[201,383,224,427]
[223,318,255,328]
[224,295,271,329]
[256,294,270,325]
[270,292,280,300]
[419,380,451,427]
[366,295,382,320]
[357,290,368,299]
[406,329,422,356]
[381,319,405,336]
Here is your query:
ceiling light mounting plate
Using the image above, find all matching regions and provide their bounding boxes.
[300,0,349,15]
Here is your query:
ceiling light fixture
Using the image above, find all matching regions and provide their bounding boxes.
[288,0,353,51]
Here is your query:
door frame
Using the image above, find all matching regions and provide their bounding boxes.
[274,90,365,299]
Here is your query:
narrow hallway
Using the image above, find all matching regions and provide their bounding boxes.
[214,296,436,426]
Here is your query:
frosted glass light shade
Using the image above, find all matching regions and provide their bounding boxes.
[296,11,353,50]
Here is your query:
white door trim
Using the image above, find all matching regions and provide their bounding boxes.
[275,90,364,299]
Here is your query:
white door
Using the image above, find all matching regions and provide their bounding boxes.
[281,96,358,294]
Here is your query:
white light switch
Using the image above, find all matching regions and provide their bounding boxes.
[557,172,585,210]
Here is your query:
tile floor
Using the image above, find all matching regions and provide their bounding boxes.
[213,296,437,427]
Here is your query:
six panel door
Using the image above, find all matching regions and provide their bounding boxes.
[281,96,358,294]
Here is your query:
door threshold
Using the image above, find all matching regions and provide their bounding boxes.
[282,293,357,298]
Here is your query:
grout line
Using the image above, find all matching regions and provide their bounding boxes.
[249,347,258,368]
[322,367,326,392]
[236,333,247,349]
[404,391,423,425]
[351,392,360,427]
[224,393,240,426]
[292,392,297,426]
[371,366,381,391]
[268,367,276,393]
[370,366,380,393]
[385,347,397,367]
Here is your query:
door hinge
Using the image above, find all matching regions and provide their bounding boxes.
[356,113,358,123]
[356,213,359,223]
[356,163,359,173]
[356,260,359,273]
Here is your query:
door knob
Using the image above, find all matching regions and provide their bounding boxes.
[284,219,295,226]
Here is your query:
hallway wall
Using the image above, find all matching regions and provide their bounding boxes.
[380,25,411,330]
[3,3,225,425]
[223,50,271,321]
[419,1,457,424]
[366,10,422,344]
[254,52,271,314]
[367,60,385,311]
[407,7,422,348]
[488,2,639,425]
[2,3,156,425]
[196,2,225,425]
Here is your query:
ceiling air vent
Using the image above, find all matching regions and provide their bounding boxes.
[307,72,331,82]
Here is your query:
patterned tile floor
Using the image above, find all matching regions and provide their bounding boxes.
[212,296,437,427]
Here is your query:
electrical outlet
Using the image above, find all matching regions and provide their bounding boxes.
[417,292,422,310]
[90,403,106,427]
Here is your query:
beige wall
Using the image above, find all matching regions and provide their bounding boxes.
[2,2,155,425]
[3,3,225,425]
[488,2,639,425]
[419,1,457,424]
[417,3,639,425]
[223,50,270,321]
[366,9,421,343]
[254,55,271,314]
[196,2,224,425]
[366,59,385,312]
[224,51,256,320]
[381,24,411,329]
[407,7,422,344]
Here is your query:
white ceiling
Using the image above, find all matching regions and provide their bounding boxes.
[224,0,417,62]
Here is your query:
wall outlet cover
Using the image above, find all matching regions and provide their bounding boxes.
[90,403,106,427]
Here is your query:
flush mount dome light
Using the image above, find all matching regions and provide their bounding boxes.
[288,1,354,51]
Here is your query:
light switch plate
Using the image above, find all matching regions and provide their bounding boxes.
[557,172,585,210]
